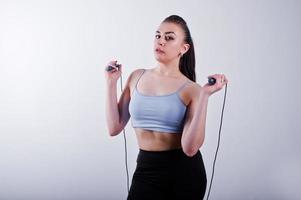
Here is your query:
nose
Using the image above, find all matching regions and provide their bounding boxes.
[158,37,166,46]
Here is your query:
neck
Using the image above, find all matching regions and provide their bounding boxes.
[155,59,181,77]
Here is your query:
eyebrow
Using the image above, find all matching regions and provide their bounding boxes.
[156,30,176,36]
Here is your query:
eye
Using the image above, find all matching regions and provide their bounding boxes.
[155,35,161,39]
[165,36,174,40]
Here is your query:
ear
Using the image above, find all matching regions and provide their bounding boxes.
[181,43,190,55]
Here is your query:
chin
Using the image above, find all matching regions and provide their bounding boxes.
[154,57,165,63]
[154,54,167,63]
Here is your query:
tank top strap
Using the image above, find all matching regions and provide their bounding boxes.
[135,69,146,88]
[176,79,191,92]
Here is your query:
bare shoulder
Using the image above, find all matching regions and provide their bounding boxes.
[126,68,146,95]
[130,68,145,79]
[181,80,203,105]
[127,68,145,84]
[184,80,202,94]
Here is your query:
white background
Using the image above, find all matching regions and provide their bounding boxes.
[0,0,300,199]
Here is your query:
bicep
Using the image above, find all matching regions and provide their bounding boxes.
[117,76,131,128]
[116,68,144,129]
[182,100,194,135]
[182,85,201,135]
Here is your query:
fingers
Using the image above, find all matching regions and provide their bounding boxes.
[105,60,122,72]
[223,76,228,84]
[220,74,229,85]
[208,74,229,85]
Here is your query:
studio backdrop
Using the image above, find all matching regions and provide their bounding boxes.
[0,0,300,199]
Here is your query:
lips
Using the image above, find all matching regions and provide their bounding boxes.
[155,48,165,54]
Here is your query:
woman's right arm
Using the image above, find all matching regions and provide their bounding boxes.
[104,60,133,136]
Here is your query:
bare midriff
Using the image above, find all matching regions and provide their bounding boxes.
[134,128,182,151]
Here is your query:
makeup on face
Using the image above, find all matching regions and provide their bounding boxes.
[155,30,177,41]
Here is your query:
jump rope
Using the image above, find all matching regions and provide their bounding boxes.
[106,64,228,199]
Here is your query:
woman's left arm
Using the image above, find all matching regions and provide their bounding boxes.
[181,74,228,157]
[181,88,209,157]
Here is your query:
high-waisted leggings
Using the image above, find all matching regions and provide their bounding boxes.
[127,148,207,200]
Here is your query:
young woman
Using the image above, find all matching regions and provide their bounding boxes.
[105,15,228,200]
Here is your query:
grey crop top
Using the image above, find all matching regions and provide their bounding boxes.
[128,69,190,133]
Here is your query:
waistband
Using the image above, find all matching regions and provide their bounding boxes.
[137,148,201,165]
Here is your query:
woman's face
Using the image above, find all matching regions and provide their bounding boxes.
[153,22,189,63]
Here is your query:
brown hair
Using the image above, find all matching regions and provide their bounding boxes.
[162,15,196,82]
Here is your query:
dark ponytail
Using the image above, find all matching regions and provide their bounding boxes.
[163,15,196,82]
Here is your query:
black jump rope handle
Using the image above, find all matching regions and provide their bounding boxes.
[107,64,216,86]
[208,77,216,85]
[106,64,121,71]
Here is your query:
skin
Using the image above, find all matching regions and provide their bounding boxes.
[105,22,228,156]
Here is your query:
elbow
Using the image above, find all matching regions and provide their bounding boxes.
[183,146,199,157]
[106,120,124,136]
[182,139,205,157]
[109,131,118,137]
[108,127,122,137]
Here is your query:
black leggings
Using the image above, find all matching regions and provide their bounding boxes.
[127,148,207,200]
